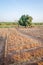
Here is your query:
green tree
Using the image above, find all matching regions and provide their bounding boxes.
[18,15,33,27]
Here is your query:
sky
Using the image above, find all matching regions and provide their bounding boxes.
[0,0,43,22]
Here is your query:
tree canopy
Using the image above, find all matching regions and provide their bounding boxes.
[18,15,33,27]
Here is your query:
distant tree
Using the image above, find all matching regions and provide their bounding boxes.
[18,15,33,27]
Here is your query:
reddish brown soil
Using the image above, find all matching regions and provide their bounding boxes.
[0,27,43,65]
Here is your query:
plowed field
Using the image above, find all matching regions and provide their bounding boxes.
[0,27,43,65]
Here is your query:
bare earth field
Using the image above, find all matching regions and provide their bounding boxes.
[0,26,43,65]
[17,26,43,43]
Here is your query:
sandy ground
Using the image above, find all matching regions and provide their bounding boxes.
[0,27,43,65]
[17,26,43,43]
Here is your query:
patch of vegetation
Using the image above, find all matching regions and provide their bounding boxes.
[33,22,43,26]
[18,15,33,27]
[0,21,43,28]
[0,22,18,28]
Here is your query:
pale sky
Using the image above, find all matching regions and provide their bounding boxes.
[0,0,43,22]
